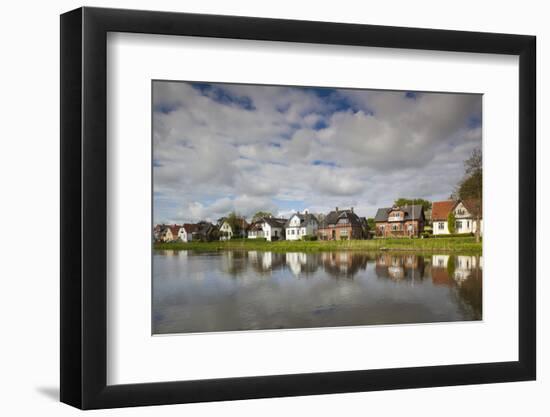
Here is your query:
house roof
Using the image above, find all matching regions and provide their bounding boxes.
[285,212,319,228]
[168,224,182,237]
[320,209,363,228]
[431,201,457,221]
[196,221,216,235]
[374,205,425,222]
[219,217,249,230]
[248,221,264,231]
[263,217,287,228]
[183,223,199,233]
[461,199,482,218]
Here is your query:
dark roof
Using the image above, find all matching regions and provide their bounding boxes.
[195,221,216,235]
[320,209,362,228]
[374,205,424,222]
[285,212,319,228]
[263,217,287,228]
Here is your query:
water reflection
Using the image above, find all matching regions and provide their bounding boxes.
[153,250,482,334]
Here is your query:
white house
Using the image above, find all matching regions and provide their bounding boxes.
[247,221,265,239]
[285,211,319,240]
[157,224,182,242]
[261,217,287,242]
[432,199,483,236]
[179,224,199,242]
[218,217,249,241]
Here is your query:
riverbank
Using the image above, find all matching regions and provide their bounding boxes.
[154,237,482,254]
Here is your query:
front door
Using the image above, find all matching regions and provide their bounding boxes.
[332,230,336,240]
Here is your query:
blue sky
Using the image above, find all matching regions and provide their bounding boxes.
[153,81,482,224]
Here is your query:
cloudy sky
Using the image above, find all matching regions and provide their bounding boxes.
[153,81,482,224]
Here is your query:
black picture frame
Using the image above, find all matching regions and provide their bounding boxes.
[60,6,536,410]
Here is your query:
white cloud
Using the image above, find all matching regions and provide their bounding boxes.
[153,81,482,223]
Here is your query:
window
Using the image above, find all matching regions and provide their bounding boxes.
[291,229,295,235]
[438,222,445,230]
[392,224,399,231]
[456,221,462,230]
[467,221,470,228]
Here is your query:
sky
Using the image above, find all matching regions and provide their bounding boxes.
[153,81,482,224]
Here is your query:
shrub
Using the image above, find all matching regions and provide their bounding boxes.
[447,212,456,234]
[302,235,318,241]
[431,233,474,239]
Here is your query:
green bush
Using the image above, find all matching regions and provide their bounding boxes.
[302,235,318,241]
[432,233,474,239]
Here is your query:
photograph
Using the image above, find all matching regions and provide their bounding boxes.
[152,80,483,334]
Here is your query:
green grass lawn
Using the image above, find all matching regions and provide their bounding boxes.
[154,237,482,254]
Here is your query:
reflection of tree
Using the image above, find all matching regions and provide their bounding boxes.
[456,265,482,319]
[374,253,425,281]
[220,251,249,277]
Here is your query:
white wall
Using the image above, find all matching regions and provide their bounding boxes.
[0,1,546,416]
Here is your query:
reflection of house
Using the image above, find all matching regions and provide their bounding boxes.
[261,217,287,241]
[432,199,483,236]
[375,254,425,281]
[454,255,480,284]
[320,251,368,278]
[432,254,450,268]
[285,211,319,240]
[374,205,425,237]
[317,207,366,240]
[286,252,309,275]
[430,254,483,286]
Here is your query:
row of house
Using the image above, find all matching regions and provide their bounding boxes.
[154,198,482,243]
[373,198,482,238]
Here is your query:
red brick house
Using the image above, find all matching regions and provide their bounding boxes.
[374,204,425,237]
[317,207,367,240]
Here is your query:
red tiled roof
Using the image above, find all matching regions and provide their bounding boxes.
[183,223,199,233]
[431,200,456,221]
[168,224,182,236]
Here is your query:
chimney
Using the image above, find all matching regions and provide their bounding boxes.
[304,209,309,214]
[351,207,354,213]
[335,207,339,213]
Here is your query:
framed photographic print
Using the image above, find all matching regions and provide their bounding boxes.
[60,7,536,409]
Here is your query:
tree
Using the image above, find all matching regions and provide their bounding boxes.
[457,148,482,243]
[367,217,376,230]
[226,211,243,236]
[394,198,432,211]
[252,211,272,222]
[447,211,456,234]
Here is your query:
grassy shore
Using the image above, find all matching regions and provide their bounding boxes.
[154,237,482,254]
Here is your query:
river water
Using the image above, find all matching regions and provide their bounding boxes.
[153,250,482,334]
